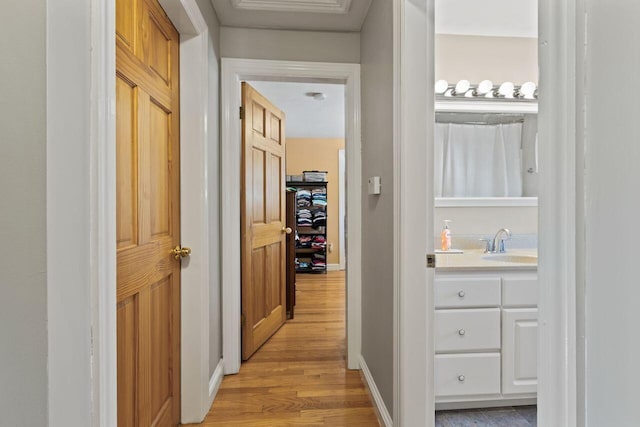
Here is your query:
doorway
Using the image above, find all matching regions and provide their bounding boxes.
[239,80,347,360]
[220,59,363,375]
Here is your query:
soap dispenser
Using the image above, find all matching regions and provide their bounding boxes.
[441,220,452,251]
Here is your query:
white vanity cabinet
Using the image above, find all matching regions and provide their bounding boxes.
[435,269,538,409]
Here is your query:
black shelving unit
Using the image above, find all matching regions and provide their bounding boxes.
[290,181,328,274]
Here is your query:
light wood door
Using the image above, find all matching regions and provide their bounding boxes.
[116,0,181,425]
[241,82,287,360]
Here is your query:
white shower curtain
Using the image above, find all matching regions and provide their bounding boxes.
[434,122,523,197]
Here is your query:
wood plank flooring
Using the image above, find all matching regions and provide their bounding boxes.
[186,271,379,427]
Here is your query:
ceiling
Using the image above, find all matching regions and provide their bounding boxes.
[211,0,372,32]
[435,0,538,38]
[210,0,537,37]
[247,81,345,139]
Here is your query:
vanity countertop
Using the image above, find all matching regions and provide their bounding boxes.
[436,249,538,271]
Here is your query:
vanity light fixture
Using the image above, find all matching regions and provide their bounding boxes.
[434,80,538,100]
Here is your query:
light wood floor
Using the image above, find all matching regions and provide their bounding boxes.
[186,271,379,426]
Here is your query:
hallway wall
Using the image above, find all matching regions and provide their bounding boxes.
[220,27,360,63]
[360,0,395,416]
[578,1,640,424]
[0,0,48,425]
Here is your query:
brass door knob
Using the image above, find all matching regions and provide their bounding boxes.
[282,227,293,235]
[171,245,192,260]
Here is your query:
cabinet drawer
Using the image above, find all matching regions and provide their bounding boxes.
[435,353,501,398]
[435,277,501,308]
[503,276,538,307]
[435,308,501,352]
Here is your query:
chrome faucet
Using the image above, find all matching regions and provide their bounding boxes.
[484,228,512,253]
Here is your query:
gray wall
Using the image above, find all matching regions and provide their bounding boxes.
[195,0,224,378]
[220,27,360,63]
[581,1,640,424]
[0,0,48,425]
[360,0,395,415]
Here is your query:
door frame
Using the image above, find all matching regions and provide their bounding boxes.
[46,0,218,424]
[392,0,433,425]
[407,0,579,426]
[338,149,346,271]
[220,58,362,373]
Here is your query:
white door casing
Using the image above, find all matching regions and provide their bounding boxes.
[221,58,362,374]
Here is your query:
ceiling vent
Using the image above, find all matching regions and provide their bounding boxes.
[230,0,352,14]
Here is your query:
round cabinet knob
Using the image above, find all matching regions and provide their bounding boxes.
[458,291,466,298]
[458,375,465,382]
[458,329,466,336]
[282,227,293,235]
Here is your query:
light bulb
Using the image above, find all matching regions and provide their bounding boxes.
[435,80,448,94]
[520,82,536,99]
[454,80,470,95]
[498,82,515,98]
[476,80,493,95]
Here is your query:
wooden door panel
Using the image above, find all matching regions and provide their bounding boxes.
[251,248,266,323]
[269,153,282,222]
[116,0,136,50]
[148,99,172,239]
[267,242,283,314]
[252,102,265,134]
[147,14,171,84]
[117,0,180,424]
[117,297,138,427]
[116,76,139,250]
[149,277,173,417]
[242,83,287,360]
[251,148,266,224]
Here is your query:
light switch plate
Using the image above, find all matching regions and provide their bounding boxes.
[368,176,381,195]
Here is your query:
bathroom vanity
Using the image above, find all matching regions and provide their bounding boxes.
[435,250,538,410]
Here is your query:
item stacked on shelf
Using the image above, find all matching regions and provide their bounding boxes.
[291,180,328,274]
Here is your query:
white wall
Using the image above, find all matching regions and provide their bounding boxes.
[435,206,537,237]
[220,27,360,63]
[436,34,538,84]
[581,1,640,424]
[360,0,394,415]
[0,1,48,425]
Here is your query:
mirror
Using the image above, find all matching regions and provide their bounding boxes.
[434,104,538,207]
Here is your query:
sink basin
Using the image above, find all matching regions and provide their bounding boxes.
[482,254,538,264]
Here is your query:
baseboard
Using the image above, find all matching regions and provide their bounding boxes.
[327,264,341,271]
[358,355,393,427]
[208,359,224,410]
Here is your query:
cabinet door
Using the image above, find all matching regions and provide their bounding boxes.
[502,308,538,395]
